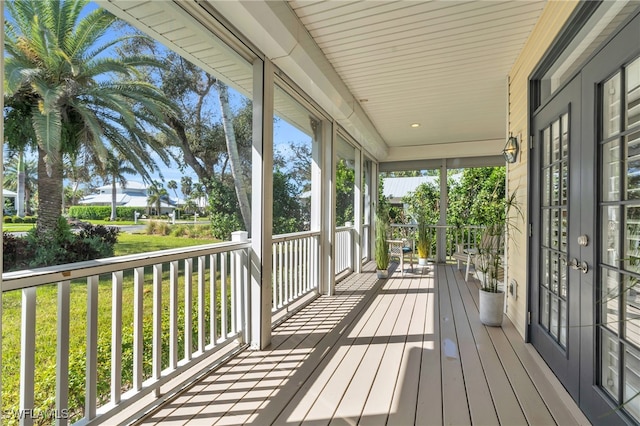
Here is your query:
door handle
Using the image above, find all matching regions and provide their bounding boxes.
[569,258,588,274]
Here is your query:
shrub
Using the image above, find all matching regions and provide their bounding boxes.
[210,213,242,240]
[23,216,36,223]
[68,206,140,220]
[4,216,13,223]
[2,217,120,271]
[12,215,23,223]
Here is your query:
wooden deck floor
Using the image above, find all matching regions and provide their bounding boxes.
[136,263,591,425]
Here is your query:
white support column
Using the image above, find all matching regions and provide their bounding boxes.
[372,162,379,263]
[353,148,363,273]
[437,159,448,263]
[322,122,336,295]
[363,159,372,262]
[310,117,322,292]
[250,58,273,350]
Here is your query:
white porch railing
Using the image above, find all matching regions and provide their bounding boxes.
[389,224,485,261]
[335,225,354,275]
[2,240,250,426]
[271,231,320,314]
[362,224,370,261]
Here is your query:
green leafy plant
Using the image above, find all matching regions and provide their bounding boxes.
[375,199,390,271]
[417,217,431,259]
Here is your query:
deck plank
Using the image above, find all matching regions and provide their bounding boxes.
[445,266,499,425]
[438,266,472,425]
[453,267,528,425]
[130,264,589,426]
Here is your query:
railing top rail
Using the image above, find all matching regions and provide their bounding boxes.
[335,225,354,231]
[271,230,321,243]
[2,240,251,292]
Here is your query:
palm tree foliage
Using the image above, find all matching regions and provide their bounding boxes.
[4,0,178,234]
[3,150,37,215]
[146,181,169,216]
[102,154,137,221]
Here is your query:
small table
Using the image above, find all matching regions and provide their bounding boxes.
[387,239,413,276]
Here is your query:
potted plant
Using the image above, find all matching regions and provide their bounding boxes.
[416,217,430,266]
[476,189,521,326]
[374,198,391,279]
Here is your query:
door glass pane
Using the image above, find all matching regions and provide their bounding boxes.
[560,300,567,347]
[561,113,569,158]
[627,58,640,129]
[551,209,560,250]
[604,72,621,138]
[626,206,640,274]
[603,139,621,201]
[602,268,619,334]
[603,206,620,266]
[560,256,567,299]
[542,209,550,248]
[626,274,640,348]
[561,208,568,253]
[561,162,568,204]
[629,131,640,200]
[543,168,551,206]
[552,164,560,205]
[541,291,550,330]
[625,345,640,420]
[552,119,561,162]
[550,296,559,338]
[543,127,551,166]
[542,249,550,288]
[601,329,619,399]
[551,255,559,294]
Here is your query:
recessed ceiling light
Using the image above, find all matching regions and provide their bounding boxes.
[411,123,420,128]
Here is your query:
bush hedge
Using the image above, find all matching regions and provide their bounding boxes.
[68,206,140,220]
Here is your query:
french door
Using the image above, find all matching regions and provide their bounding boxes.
[530,10,640,424]
[530,75,585,401]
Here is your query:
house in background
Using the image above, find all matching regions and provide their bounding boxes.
[79,181,176,215]
[2,188,17,214]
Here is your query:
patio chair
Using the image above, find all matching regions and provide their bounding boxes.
[387,226,414,276]
[453,231,499,282]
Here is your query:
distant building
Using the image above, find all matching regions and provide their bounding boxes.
[2,189,17,214]
[79,182,176,215]
[382,176,438,206]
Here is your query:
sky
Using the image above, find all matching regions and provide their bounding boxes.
[4,1,312,199]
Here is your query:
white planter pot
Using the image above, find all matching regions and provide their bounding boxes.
[479,289,505,326]
[418,257,429,266]
[377,269,389,279]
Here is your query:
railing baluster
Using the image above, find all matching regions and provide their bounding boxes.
[220,252,228,340]
[230,251,236,334]
[133,267,144,391]
[272,245,277,311]
[210,254,217,346]
[169,261,178,369]
[86,276,98,420]
[56,280,70,426]
[198,256,206,353]
[184,258,193,361]
[111,271,123,405]
[20,287,36,426]
[152,264,162,396]
[278,242,283,308]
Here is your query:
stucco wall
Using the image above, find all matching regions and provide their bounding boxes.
[506,1,579,339]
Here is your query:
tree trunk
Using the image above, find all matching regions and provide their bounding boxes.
[110,176,117,221]
[36,147,64,235]
[215,82,251,234]
[17,151,26,217]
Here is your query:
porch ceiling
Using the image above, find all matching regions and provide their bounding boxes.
[99,0,546,163]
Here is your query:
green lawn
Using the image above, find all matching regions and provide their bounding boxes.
[2,223,36,232]
[2,232,223,424]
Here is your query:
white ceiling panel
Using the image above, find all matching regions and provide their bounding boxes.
[289,0,546,154]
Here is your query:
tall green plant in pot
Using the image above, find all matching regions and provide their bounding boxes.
[375,211,390,279]
[476,188,521,326]
[417,217,430,266]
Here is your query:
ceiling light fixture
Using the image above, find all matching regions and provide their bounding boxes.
[411,123,420,128]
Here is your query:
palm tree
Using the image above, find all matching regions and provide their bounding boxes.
[147,182,169,217]
[102,155,137,221]
[3,151,37,216]
[4,0,177,235]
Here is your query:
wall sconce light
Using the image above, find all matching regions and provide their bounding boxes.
[503,135,519,163]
